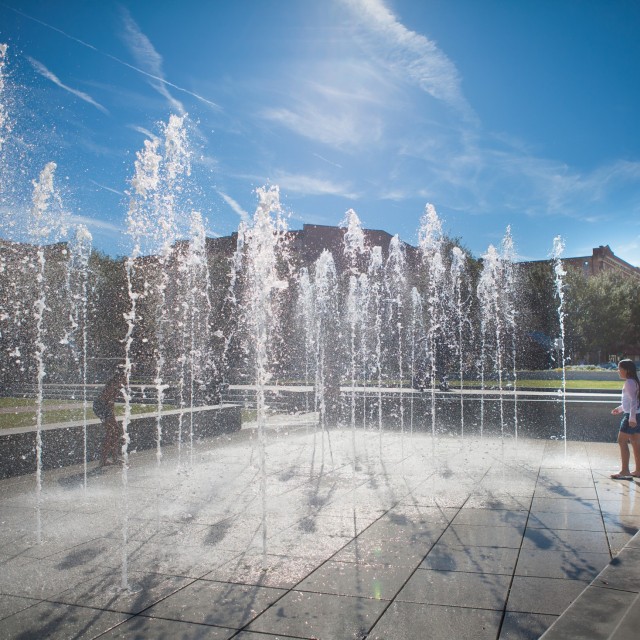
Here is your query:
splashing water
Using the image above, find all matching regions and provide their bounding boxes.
[342,210,369,431]
[478,245,505,437]
[28,162,68,543]
[450,247,467,436]
[552,235,568,451]
[313,250,338,433]
[501,227,518,441]
[0,44,9,158]
[342,209,367,271]
[409,287,424,436]
[386,235,407,448]
[368,246,385,449]
[418,204,445,440]
[297,267,314,413]
[242,185,289,567]
[67,225,92,490]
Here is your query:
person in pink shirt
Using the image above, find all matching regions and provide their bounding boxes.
[610,359,640,480]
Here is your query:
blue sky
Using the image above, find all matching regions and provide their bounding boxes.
[1,0,639,264]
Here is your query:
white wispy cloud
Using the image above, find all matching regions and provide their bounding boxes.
[340,0,475,121]
[217,190,250,223]
[615,237,640,265]
[67,214,122,233]
[263,102,383,148]
[119,8,185,114]
[89,180,125,196]
[127,124,158,140]
[259,1,473,152]
[379,188,411,201]
[313,153,343,169]
[260,62,389,149]
[430,144,640,224]
[274,172,358,199]
[490,155,640,218]
[7,5,219,112]
[27,57,109,114]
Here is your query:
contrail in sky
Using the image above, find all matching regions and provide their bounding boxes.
[2,3,221,110]
[27,56,109,114]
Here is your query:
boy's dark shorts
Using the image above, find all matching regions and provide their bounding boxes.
[620,413,640,435]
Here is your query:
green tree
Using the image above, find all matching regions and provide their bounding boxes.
[565,269,640,361]
[516,261,558,369]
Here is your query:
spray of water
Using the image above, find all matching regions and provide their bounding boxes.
[450,247,467,436]
[121,114,192,588]
[358,272,370,429]
[342,210,368,432]
[313,250,338,464]
[409,287,424,436]
[0,44,9,159]
[242,185,289,567]
[297,267,314,413]
[368,246,384,449]
[67,226,92,489]
[501,227,519,441]
[386,235,407,448]
[28,162,68,543]
[342,209,366,269]
[418,204,445,440]
[476,232,518,441]
[478,245,505,437]
[552,236,568,450]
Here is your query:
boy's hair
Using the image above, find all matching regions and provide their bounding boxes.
[618,359,640,400]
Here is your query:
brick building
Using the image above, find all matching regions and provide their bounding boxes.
[562,245,640,280]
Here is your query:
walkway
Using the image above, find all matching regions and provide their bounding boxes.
[0,423,638,639]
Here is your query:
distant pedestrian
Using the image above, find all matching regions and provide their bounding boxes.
[610,359,640,480]
[93,370,125,466]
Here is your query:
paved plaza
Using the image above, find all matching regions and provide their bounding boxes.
[1,418,639,639]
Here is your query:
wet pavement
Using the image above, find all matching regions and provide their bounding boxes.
[1,421,639,639]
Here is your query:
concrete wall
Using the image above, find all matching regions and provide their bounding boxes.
[225,386,621,442]
[363,394,620,442]
[0,405,241,479]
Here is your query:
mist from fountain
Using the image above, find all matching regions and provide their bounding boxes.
[0,42,589,605]
[185,212,213,465]
[477,232,517,440]
[66,225,93,489]
[236,185,289,567]
[341,210,369,432]
[552,235,568,452]
[409,287,424,436]
[367,246,384,447]
[418,204,446,439]
[386,235,407,450]
[450,246,467,436]
[502,227,519,440]
[297,267,314,413]
[28,162,69,542]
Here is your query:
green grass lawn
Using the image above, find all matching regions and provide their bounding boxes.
[241,409,258,423]
[0,402,174,430]
[466,379,620,391]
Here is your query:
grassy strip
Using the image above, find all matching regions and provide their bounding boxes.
[241,409,258,423]
[0,398,82,409]
[1,377,620,430]
[478,379,620,390]
[0,403,175,430]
